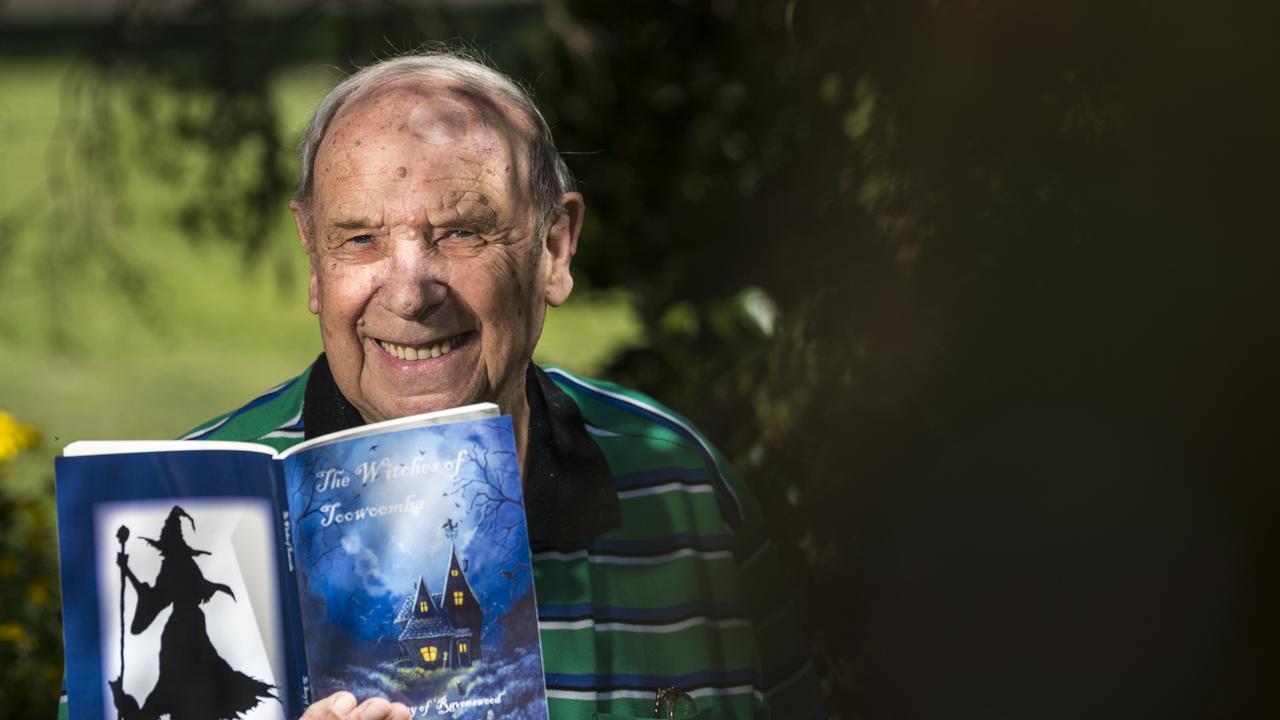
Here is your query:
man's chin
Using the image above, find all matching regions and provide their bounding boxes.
[359,392,480,424]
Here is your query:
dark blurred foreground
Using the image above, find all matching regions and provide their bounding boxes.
[2,1,1277,717]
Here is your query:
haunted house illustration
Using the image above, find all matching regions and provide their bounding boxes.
[393,544,483,669]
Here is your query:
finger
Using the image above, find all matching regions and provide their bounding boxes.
[331,692,358,715]
[301,690,357,719]
[387,702,413,720]
[348,698,396,720]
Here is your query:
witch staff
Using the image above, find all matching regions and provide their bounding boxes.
[116,525,129,720]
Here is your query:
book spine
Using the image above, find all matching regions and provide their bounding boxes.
[273,461,311,715]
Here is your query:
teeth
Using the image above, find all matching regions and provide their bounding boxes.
[379,335,462,361]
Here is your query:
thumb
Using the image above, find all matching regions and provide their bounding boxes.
[301,691,358,719]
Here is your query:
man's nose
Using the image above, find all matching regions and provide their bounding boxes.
[380,231,449,319]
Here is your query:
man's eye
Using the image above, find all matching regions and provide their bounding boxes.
[348,235,376,245]
[437,229,483,249]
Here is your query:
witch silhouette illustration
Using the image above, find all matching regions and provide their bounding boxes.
[111,505,276,720]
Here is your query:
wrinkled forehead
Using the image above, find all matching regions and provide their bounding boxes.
[316,75,536,184]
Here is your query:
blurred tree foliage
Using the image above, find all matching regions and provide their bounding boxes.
[0,413,61,713]
[3,0,1276,716]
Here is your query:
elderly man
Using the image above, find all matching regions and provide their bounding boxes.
[60,52,824,720]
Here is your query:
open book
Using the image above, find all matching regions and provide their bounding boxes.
[56,404,549,720]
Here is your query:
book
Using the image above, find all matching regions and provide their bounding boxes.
[56,403,549,720]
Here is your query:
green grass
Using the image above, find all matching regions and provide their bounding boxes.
[0,59,642,495]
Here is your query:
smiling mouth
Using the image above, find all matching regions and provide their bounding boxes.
[377,333,468,361]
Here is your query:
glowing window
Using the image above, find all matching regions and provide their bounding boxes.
[458,642,468,653]
[451,569,459,577]
[419,646,438,663]
[453,591,464,606]
[418,601,430,613]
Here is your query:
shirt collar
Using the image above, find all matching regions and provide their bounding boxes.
[302,353,619,544]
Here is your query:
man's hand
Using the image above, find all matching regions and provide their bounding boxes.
[301,691,412,720]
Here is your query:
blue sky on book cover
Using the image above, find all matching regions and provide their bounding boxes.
[283,415,548,718]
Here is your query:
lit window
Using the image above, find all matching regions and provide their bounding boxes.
[419,646,438,662]
[418,601,430,613]
[453,591,464,606]
[451,569,459,577]
[458,642,468,653]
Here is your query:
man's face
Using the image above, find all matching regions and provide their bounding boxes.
[294,77,578,423]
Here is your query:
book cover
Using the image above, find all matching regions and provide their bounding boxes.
[282,413,547,718]
[56,449,299,720]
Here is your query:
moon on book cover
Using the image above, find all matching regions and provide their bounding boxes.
[95,498,286,720]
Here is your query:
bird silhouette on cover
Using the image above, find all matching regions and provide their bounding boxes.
[111,505,276,719]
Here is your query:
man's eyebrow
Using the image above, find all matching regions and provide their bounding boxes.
[329,217,379,231]
[442,208,498,223]
[437,202,500,231]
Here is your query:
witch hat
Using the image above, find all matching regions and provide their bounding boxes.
[141,505,211,557]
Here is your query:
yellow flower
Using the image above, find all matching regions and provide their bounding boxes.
[0,411,41,463]
[0,621,34,652]
[26,581,50,608]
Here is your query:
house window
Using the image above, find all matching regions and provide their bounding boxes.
[451,569,459,577]
[419,646,438,663]
[458,642,468,654]
[418,601,430,613]
[453,590,464,606]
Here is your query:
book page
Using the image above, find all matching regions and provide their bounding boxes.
[63,440,278,457]
[278,403,499,460]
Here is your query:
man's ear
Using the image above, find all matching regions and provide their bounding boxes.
[290,199,321,316]
[543,192,584,307]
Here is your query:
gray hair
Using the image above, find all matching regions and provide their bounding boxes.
[294,50,574,234]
